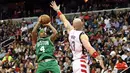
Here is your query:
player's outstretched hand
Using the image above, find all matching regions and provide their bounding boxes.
[50,1,60,11]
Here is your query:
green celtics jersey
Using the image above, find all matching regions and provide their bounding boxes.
[35,36,55,62]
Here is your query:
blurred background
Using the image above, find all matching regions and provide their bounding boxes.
[0,0,130,19]
[0,0,130,73]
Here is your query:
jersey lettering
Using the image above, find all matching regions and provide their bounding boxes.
[37,41,49,47]
[40,46,45,52]
[70,35,75,51]
[71,41,75,51]
[36,37,56,61]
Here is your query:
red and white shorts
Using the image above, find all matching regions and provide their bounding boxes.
[72,59,90,73]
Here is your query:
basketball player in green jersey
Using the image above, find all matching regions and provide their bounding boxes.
[32,16,60,73]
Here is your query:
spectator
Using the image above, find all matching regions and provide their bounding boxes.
[125,52,130,73]
[115,57,128,73]
[121,51,128,61]
[104,16,111,30]
[2,53,13,63]
[63,57,72,73]
[125,52,130,66]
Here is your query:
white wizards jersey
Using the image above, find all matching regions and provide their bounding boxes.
[69,29,86,60]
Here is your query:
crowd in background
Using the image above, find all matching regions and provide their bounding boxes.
[0,9,130,73]
[0,0,129,20]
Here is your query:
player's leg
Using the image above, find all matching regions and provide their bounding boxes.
[73,59,89,73]
[50,65,60,73]
[47,60,61,73]
[36,62,48,73]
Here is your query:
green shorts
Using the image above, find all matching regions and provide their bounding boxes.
[36,60,60,73]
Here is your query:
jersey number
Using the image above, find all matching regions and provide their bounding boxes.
[71,41,75,51]
[40,46,45,52]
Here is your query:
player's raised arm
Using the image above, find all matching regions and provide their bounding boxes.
[32,17,41,47]
[44,22,58,42]
[50,1,73,33]
[80,33,106,70]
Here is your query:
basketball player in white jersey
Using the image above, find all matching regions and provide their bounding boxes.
[50,1,106,73]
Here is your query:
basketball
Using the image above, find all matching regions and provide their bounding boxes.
[40,14,51,24]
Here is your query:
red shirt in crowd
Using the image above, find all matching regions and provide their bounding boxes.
[84,15,90,20]
[91,68,96,73]
[115,62,128,70]
[15,67,20,72]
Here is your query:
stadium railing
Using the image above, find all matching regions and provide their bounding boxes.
[65,7,130,20]
[120,66,130,73]
[0,7,130,24]
[0,37,15,48]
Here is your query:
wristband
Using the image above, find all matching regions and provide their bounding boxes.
[92,51,99,58]
[57,11,62,17]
